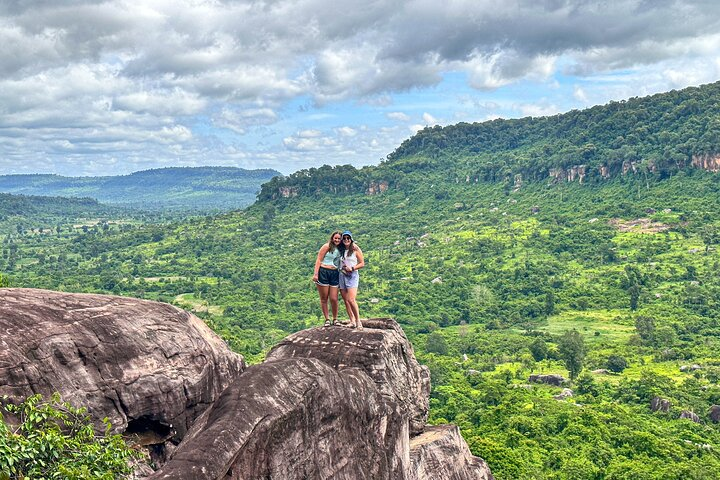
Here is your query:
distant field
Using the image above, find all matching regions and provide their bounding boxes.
[536,309,635,343]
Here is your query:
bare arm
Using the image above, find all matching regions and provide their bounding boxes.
[353,247,365,271]
[313,244,330,281]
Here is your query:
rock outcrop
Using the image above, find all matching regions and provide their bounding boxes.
[691,153,720,172]
[0,288,245,450]
[1,290,490,479]
[529,373,567,386]
[153,318,491,479]
[150,357,408,480]
[266,317,430,435]
[680,410,701,423]
[409,425,493,480]
[366,180,389,195]
[651,396,671,413]
[709,405,720,423]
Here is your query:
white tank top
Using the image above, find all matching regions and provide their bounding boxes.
[342,250,357,270]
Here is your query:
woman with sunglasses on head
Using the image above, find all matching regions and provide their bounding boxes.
[313,231,342,326]
[338,231,365,330]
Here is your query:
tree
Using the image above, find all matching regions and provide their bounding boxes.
[529,337,548,362]
[607,355,628,373]
[701,225,718,253]
[0,393,137,478]
[634,316,655,344]
[426,332,449,355]
[544,291,556,315]
[558,329,586,380]
[628,284,640,311]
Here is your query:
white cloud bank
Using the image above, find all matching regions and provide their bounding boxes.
[1,0,719,175]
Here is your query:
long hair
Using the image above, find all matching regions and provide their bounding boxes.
[340,235,354,257]
[327,230,342,253]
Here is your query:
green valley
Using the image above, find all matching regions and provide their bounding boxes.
[4,81,720,479]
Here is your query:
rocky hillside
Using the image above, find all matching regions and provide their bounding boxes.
[258,81,720,201]
[0,289,491,479]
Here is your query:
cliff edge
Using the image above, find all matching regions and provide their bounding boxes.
[0,289,492,479]
[152,318,492,479]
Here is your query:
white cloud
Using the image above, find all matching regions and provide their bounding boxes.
[214,107,278,134]
[336,126,357,137]
[283,130,336,151]
[573,86,588,103]
[1,0,719,175]
[422,112,439,125]
[387,112,410,122]
[516,101,562,118]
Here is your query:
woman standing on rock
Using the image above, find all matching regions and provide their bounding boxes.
[338,231,365,330]
[313,231,342,326]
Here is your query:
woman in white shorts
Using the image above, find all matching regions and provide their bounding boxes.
[338,231,365,330]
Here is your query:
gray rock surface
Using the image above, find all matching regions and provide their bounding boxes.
[650,396,671,413]
[529,374,567,386]
[409,425,494,480]
[1,294,490,480]
[0,288,245,445]
[710,405,720,423]
[152,318,491,479]
[680,410,701,423]
[150,357,409,480]
[266,317,431,436]
[553,388,574,400]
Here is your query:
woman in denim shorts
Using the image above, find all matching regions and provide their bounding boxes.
[313,231,342,326]
[338,231,365,330]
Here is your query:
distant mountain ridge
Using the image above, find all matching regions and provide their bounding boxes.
[0,166,280,212]
[259,80,720,201]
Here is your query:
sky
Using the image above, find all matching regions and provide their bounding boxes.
[1,0,720,177]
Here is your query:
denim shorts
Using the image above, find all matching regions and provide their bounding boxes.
[339,270,359,289]
[316,268,339,287]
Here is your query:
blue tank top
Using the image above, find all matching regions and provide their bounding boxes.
[322,248,340,267]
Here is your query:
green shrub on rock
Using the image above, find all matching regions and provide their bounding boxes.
[0,393,137,479]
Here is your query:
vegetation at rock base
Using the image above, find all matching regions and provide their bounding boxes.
[0,394,137,479]
[3,81,720,478]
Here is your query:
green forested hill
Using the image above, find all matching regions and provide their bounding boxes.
[4,82,720,479]
[0,166,280,212]
[0,192,125,235]
[259,81,720,200]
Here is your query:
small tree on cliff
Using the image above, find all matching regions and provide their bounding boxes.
[558,330,586,381]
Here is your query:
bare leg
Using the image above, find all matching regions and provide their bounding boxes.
[329,287,339,322]
[348,288,362,328]
[340,288,355,325]
[343,287,360,328]
[316,284,330,321]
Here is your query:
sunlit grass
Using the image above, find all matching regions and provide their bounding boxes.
[537,309,635,344]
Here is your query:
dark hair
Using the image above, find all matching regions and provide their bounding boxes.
[340,234,354,257]
[327,230,342,253]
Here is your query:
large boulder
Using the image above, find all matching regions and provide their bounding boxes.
[409,425,494,480]
[680,410,701,423]
[150,357,409,480]
[266,318,431,435]
[651,396,672,413]
[152,319,491,479]
[0,288,245,446]
[529,374,567,386]
[710,405,720,423]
